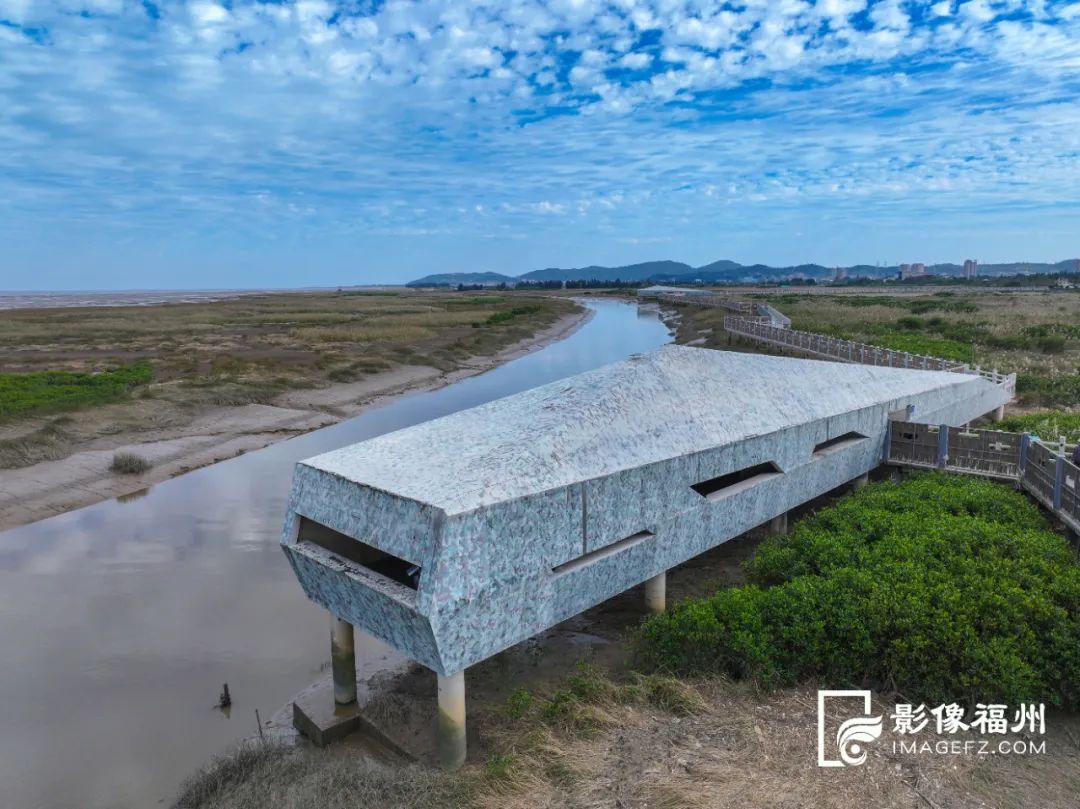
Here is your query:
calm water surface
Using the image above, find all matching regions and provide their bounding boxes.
[0,300,671,809]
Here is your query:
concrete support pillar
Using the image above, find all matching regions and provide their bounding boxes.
[644,571,666,613]
[437,670,467,770]
[851,473,869,492]
[993,404,1005,421]
[330,616,356,706]
[768,512,788,536]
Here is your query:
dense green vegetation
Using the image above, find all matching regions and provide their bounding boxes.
[0,361,153,420]
[803,311,1080,366]
[993,411,1080,443]
[635,473,1080,706]
[483,305,542,326]
[1015,374,1080,409]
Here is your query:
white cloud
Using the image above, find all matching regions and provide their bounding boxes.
[619,52,651,69]
[2,0,1080,286]
[190,2,229,26]
[960,0,996,22]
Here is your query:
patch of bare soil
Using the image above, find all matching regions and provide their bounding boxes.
[470,679,1080,809]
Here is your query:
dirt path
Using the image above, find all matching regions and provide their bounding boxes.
[0,308,592,532]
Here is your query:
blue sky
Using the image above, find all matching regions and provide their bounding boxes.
[1,0,1079,289]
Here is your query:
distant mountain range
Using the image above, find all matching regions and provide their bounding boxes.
[406,258,1080,287]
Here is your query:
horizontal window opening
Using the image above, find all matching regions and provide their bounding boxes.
[297,517,420,590]
[552,530,654,576]
[691,462,783,502]
[812,431,869,458]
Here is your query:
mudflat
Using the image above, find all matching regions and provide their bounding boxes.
[0,290,585,530]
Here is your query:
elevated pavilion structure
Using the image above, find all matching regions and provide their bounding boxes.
[281,344,1012,766]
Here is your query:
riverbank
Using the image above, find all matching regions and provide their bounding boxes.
[177,498,1080,809]
[177,678,1080,809]
[0,302,590,531]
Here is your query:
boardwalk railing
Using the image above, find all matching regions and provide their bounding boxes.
[656,293,753,314]
[725,315,967,371]
[724,315,1017,395]
[754,303,791,328]
[886,423,1079,534]
[645,291,1016,394]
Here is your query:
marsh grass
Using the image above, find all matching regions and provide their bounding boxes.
[173,740,464,809]
[0,418,75,468]
[110,452,152,474]
[0,292,574,430]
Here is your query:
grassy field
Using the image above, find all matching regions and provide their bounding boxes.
[0,290,576,467]
[672,288,1080,410]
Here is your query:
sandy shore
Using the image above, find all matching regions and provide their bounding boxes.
[0,306,592,532]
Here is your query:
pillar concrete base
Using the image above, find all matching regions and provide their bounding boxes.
[993,405,1005,421]
[437,670,466,770]
[293,690,361,748]
[851,473,869,492]
[291,676,415,757]
[768,512,788,536]
[331,616,357,706]
[644,571,666,613]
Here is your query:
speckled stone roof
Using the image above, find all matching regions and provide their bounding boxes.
[301,344,978,514]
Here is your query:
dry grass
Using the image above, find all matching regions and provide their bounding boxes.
[109,451,152,474]
[0,417,75,467]
[175,668,1080,809]
[173,740,464,809]
[474,671,1080,809]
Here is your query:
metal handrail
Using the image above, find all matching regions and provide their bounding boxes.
[723,315,1017,394]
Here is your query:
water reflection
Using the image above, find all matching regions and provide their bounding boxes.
[115,487,152,504]
[0,300,671,809]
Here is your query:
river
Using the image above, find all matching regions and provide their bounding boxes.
[0,299,671,809]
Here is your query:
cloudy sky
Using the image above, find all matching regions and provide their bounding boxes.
[2,0,1079,289]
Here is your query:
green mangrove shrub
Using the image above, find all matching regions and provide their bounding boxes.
[0,360,153,419]
[635,473,1080,707]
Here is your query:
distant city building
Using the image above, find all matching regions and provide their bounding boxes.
[899,262,929,280]
[1074,259,1080,274]
[832,266,848,281]
[963,259,978,279]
